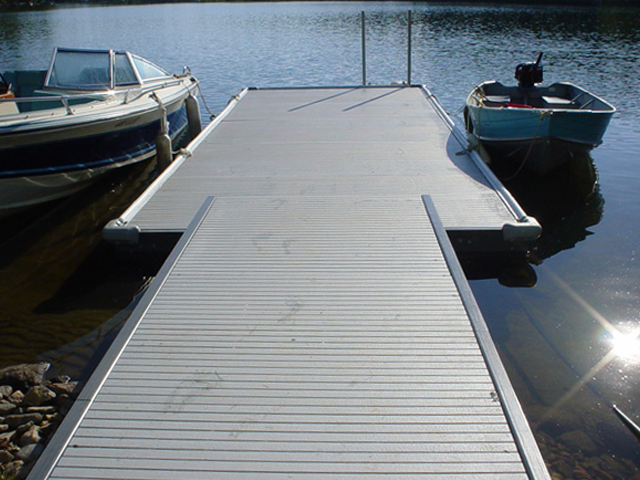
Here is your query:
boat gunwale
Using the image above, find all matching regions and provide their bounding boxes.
[466,80,616,114]
[0,76,197,129]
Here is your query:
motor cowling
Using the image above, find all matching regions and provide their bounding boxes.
[515,53,544,89]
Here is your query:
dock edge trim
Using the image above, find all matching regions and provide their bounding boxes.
[418,85,542,243]
[422,194,551,480]
[28,197,218,480]
[102,88,249,244]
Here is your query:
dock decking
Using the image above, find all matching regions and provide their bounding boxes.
[29,85,550,479]
[104,86,540,248]
[32,194,549,479]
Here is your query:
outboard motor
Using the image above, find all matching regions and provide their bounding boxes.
[515,52,543,89]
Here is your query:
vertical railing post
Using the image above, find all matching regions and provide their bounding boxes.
[407,10,412,85]
[361,11,366,85]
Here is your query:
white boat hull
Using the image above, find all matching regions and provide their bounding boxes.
[0,74,200,217]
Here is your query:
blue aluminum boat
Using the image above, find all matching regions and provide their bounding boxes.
[0,47,202,218]
[464,54,615,175]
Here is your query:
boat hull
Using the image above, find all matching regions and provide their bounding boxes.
[0,81,198,218]
[479,137,593,176]
[464,81,615,175]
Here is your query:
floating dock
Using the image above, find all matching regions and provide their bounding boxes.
[30,86,549,479]
[103,86,540,249]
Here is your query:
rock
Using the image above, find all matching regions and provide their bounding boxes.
[15,421,34,437]
[49,375,71,385]
[2,460,24,477]
[8,389,24,405]
[0,400,16,416]
[22,386,56,408]
[0,363,49,390]
[0,424,8,433]
[15,442,44,463]
[19,426,41,447]
[45,412,62,424]
[49,382,79,397]
[559,430,599,455]
[0,448,14,463]
[0,385,12,399]
[25,406,56,415]
[4,413,43,430]
[554,459,575,478]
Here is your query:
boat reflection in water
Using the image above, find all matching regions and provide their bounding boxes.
[460,146,602,287]
[0,157,169,378]
[498,148,603,265]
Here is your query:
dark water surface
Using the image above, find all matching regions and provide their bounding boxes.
[1,2,640,478]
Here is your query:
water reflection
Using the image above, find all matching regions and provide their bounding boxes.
[1,3,640,478]
[606,324,640,364]
[0,159,164,377]
[496,150,604,264]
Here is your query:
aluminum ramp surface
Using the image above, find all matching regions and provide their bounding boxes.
[104,86,539,247]
[34,195,549,480]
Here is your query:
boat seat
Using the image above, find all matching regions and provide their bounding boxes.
[485,95,510,103]
[0,100,19,115]
[542,96,580,109]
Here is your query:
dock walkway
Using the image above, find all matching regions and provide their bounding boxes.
[33,194,548,479]
[29,85,550,479]
[104,86,540,248]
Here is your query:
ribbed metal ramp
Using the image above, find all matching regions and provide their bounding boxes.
[33,195,549,480]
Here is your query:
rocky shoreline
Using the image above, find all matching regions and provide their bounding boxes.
[0,363,79,480]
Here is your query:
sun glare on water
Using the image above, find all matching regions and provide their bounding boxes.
[608,327,640,362]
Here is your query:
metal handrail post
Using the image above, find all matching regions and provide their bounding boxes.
[407,10,412,85]
[361,11,366,85]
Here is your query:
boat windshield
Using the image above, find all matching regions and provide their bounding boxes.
[44,48,172,91]
[47,50,112,90]
[131,55,169,81]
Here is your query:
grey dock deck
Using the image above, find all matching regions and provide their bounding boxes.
[104,86,540,248]
[31,194,549,479]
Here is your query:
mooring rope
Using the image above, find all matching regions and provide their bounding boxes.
[196,82,217,121]
[503,110,550,181]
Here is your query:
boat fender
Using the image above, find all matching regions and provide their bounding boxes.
[156,130,173,171]
[150,91,173,170]
[462,106,473,133]
[186,94,202,141]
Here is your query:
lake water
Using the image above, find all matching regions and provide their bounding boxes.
[1,2,640,478]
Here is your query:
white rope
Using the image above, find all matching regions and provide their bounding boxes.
[196,83,217,120]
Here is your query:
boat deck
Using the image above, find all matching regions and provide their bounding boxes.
[31,193,549,479]
[104,86,540,250]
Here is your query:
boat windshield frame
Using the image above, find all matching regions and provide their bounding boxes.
[44,47,173,91]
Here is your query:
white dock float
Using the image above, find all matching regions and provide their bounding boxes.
[104,86,540,248]
[32,194,549,479]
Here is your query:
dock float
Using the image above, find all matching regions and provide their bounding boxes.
[29,85,550,479]
[103,86,540,249]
